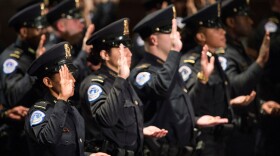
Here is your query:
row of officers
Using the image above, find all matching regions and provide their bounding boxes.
[0,0,279,156]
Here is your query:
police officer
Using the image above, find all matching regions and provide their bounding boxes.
[221,0,271,155]
[0,3,48,156]
[45,0,95,104]
[179,2,257,156]
[130,5,228,156]
[0,2,48,108]
[80,18,168,156]
[25,41,108,156]
[247,0,280,155]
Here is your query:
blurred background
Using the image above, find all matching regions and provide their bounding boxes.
[0,0,271,52]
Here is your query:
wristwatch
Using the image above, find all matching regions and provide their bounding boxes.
[197,72,208,83]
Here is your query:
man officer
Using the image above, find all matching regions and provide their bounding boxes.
[130,5,228,156]
[0,3,48,156]
[0,2,48,108]
[221,0,270,155]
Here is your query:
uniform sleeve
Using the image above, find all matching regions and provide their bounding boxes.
[131,51,181,98]
[2,65,35,107]
[178,63,209,111]
[225,57,263,96]
[83,77,128,127]
[29,100,69,145]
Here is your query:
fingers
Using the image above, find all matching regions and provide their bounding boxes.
[38,34,46,50]
[171,18,177,35]
[262,31,270,46]
[85,24,95,39]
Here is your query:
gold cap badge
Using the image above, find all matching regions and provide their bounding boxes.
[172,6,176,19]
[64,44,72,59]
[123,19,129,35]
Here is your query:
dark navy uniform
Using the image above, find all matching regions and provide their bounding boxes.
[180,3,234,156]
[248,12,280,103]
[131,5,195,156]
[80,65,144,155]
[25,41,87,156]
[221,1,263,156]
[130,52,195,153]
[25,92,85,156]
[248,9,280,156]
[0,39,45,108]
[0,3,48,156]
[180,46,232,118]
[80,18,144,156]
[0,3,48,108]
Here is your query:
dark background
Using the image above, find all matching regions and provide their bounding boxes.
[0,0,270,52]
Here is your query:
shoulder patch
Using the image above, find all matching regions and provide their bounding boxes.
[135,72,151,86]
[218,56,227,71]
[87,85,103,102]
[30,110,46,126]
[3,59,18,74]
[179,65,192,81]
[265,20,278,33]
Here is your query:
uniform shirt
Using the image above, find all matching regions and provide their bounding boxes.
[248,12,280,155]
[0,38,45,108]
[129,51,195,147]
[79,65,143,154]
[224,34,263,97]
[248,12,280,103]
[25,92,85,156]
[179,46,232,118]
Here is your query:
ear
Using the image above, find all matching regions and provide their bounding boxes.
[196,32,206,44]
[100,50,109,61]
[148,34,158,46]
[56,19,66,32]
[19,27,28,39]
[43,77,53,88]
[225,17,235,28]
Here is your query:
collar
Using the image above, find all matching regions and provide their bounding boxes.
[143,52,165,65]
[99,64,118,78]
[15,37,36,56]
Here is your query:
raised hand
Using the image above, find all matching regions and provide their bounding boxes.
[143,126,168,138]
[256,31,270,68]
[57,65,75,101]
[200,45,215,83]
[117,44,130,79]
[230,91,256,106]
[36,34,46,58]
[196,115,228,128]
[170,18,182,52]
[82,24,95,54]
[261,101,280,116]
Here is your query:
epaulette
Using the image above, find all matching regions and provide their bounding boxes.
[268,17,279,24]
[136,63,151,69]
[34,101,51,110]
[215,48,225,54]
[91,75,106,84]
[183,52,200,64]
[9,49,23,59]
